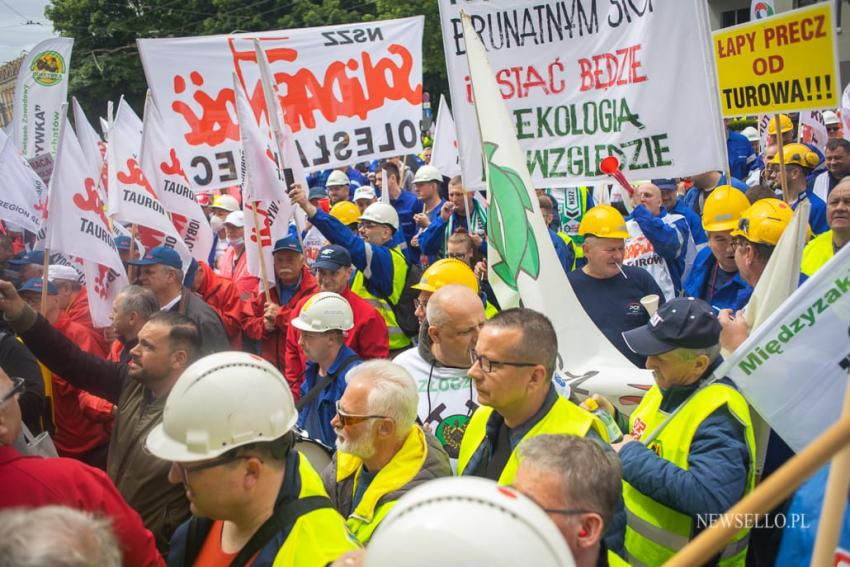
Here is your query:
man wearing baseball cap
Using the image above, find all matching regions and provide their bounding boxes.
[9,250,45,284]
[48,264,110,353]
[285,245,388,388]
[353,186,377,214]
[606,297,755,567]
[216,210,258,299]
[129,246,229,355]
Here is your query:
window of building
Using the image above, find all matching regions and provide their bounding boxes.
[721,8,750,28]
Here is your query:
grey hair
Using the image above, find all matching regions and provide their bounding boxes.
[0,506,122,567]
[346,360,418,437]
[517,435,622,530]
[116,285,160,321]
[163,265,184,285]
[673,344,721,364]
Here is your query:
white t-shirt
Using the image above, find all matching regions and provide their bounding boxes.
[302,226,330,269]
[394,347,477,463]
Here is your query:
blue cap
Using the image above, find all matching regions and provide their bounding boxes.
[127,246,182,270]
[313,245,351,271]
[622,297,721,356]
[652,178,678,192]
[272,235,303,255]
[10,250,45,266]
[309,186,328,200]
[18,277,57,295]
[115,235,132,252]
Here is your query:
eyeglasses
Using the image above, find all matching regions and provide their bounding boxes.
[176,454,259,482]
[0,377,24,407]
[470,350,538,373]
[335,400,387,427]
[413,298,427,310]
[445,252,470,260]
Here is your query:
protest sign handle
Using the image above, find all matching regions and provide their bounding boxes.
[251,202,272,304]
[809,365,850,567]
[39,248,50,314]
[774,114,790,203]
[666,416,850,567]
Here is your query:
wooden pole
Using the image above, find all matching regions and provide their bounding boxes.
[810,368,850,566]
[39,248,50,314]
[127,225,138,282]
[774,114,790,203]
[251,202,272,304]
[666,417,850,567]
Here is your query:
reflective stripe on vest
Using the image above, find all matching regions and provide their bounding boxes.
[456,397,609,484]
[624,383,756,567]
[350,246,411,350]
[556,231,578,270]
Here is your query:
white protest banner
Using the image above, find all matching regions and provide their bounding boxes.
[138,17,424,192]
[108,98,191,267]
[11,38,73,158]
[140,96,214,262]
[751,0,776,20]
[799,110,829,152]
[0,130,48,233]
[83,258,129,328]
[72,97,105,177]
[462,13,653,413]
[243,199,291,286]
[439,1,725,189]
[430,94,462,179]
[842,83,850,143]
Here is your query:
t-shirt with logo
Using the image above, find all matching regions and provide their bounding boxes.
[567,265,665,367]
[302,226,330,269]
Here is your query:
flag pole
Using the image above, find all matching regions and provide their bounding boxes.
[127,225,138,282]
[251,202,272,304]
[39,248,50,314]
[774,114,790,203]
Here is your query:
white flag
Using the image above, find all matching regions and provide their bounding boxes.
[462,14,653,413]
[83,259,128,328]
[0,129,48,233]
[841,83,850,143]
[72,97,104,176]
[11,38,74,158]
[140,95,214,262]
[751,0,776,20]
[430,95,462,179]
[243,200,291,285]
[798,110,829,152]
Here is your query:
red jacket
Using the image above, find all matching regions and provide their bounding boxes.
[195,260,245,349]
[218,245,259,299]
[65,287,111,355]
[285,287,389,387]
[243,265,319,398]
[0,445,163,567]
[52,313,113,460]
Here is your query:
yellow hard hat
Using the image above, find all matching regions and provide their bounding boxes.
[578,205,630,239]
[730,198,793,246]
[411,258,479,294]
[767,114,793,136]
[769,143,820,169]
[330,201,360,226]
[702,185,751,232]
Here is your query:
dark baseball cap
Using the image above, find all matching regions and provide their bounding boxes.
[622,297,721,356]
[308,186,328,200]
[313,245,351,271]
[272,235,303,255]
[10,250,45,266]
[127,246,182,270]
[19,277,57,295]
[652,178,678,192]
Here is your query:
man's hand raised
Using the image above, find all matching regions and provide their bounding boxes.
[0,280,28,321]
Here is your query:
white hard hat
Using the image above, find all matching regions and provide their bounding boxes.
[353,186,377,202]
[413,164,441,184]
[47,265,80,283]
[211,194,239,212]
[365,477,575,567]
[327,170,350,187]
[741,126,759,142]
[224,211,245,228]
[145,352,297,462]
[360,202,399,231]
[291,291,354,332]
[823,110,840,125]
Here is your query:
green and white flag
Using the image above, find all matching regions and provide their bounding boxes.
[461,14,653,413]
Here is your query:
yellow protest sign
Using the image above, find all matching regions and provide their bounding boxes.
[713,2,839,117]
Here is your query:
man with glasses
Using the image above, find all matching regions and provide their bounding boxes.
[321,360,451,544]
[513,434,628,567]
[0,367,162,567]
[146,351,359,565]
[457,308,609,484]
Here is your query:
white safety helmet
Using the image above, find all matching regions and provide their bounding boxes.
[327,170,351,187]
[359,202,399,231]
[211,194,240,213]
[823,110,840,126]
[413,164,441,184]
[365,477,576,567]
[291,291,354,333]
[224,211,245,228]
[145,352,297,462]
[741,126,759,143]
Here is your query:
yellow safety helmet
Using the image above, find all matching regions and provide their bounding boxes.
[767,114,793,136]
[330,200,360,226]
[578,205,630,239]
[769,143,821,169]
[702,185,751,232]
[730,198,793,246]
[411,258,479,294]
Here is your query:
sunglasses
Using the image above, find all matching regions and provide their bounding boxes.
[335,400,387,427]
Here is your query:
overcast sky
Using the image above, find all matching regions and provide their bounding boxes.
[0,0,59,64]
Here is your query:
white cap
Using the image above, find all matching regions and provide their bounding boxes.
[291,292,354,332]
[365,477,575,567]
[47,265,80,283]
[224,211,245,228]
[741,126,759,142]
[359,202,399,231]
[823,110,840,125]
[327,170,350,187]
[413,164,441,184]
[211,194,240,212]
[353,186,377,202]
